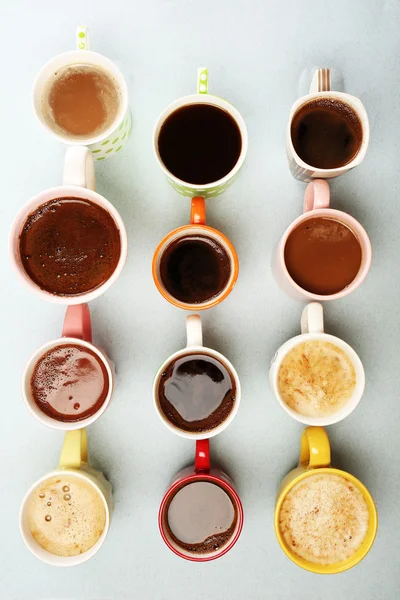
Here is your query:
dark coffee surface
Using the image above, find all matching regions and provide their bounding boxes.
[31,344,109,422]
[166,481,238,555]
[284,217,362,295]
[158,103,242,184]
[291,98,362,169]
[158,352,236,433]
[160,235,231,304]
[19,197,121,296]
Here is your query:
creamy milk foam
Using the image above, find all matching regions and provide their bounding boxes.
[27,475,106,556]
[279,473,369,565]
[278,340,356,418]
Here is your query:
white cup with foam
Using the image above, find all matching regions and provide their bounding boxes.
[269,303,365,426]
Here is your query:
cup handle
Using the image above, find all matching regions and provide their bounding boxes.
[301,302,324,334]
[195,439,210,473]
[62,303,93,343]
[186,314,203,347]
[63,146,96,191]
[191,197,206,225]
[77,25,90,51]
[197,67,208,94]
[58,429,88,469]
[303,179,330,212]
[309,68,331,93]
[298,426,331,468]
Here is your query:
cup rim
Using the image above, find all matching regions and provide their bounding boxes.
[269,332,365,426]
[278,208,372,301]
[152,93,248,191]
[22,337,114,430]
[19,468,110,566]
[9,185,128,304]
[274,467,378,574]
[32,49,129,146]
[287,91,370,173]
[159,472,244,562]
[152,223,239,310]
[153,345,241,440]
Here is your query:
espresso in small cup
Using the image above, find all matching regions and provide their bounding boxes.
[42,64,121,140]
[159,234,231,304]
[278,340,356,419]
[157,352,236,434]
[158,103,242,185]
[30,343,109,422]
[278,472,369,566]
[19,197,121,296]
[166,481,238,555]
[26,473,106,557]
[291,97,363,170]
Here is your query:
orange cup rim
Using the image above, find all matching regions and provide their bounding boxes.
[152,224,239,310]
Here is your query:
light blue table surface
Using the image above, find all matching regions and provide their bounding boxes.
[1,0,399,598]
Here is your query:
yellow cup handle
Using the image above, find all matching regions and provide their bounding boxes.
[299,426,331,469]
[58,429,88,470]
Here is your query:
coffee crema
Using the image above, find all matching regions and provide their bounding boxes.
[42,64,121,139]
[278,473,369,565]
[158,103,242,184]
[284,217,362,295]
[277,340,356,418]
[19,197,121,296]
[291,98,363,169]
[27,475,106,556]
[166,481,237,555]
[157,352,236,433]
[30,344,109,422]
[159,234,231,304]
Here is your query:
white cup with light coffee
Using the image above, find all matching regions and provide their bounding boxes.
[269,303,365,426]
[20,430,112,566]
[32,26,130,160]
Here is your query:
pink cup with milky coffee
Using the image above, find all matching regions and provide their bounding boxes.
[272,180,372,301]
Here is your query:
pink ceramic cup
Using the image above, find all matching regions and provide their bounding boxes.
[272,180,372,301]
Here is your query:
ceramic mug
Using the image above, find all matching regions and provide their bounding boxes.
[272,179,372,301]
[287,68,369,181]
[159,439,244,561]
[22,304,114,430]
[9,145,128,304]
[153,67,248,198]
[269,302,365,426]
[152,196,239,310]
[20,429,112,566]
[153,314,241,439]
[274,427,377,574]
[32,26,131,160]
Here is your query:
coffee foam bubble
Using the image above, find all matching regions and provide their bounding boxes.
[277,340,356,418]
[279,473,369,565]
[27,475,106,556]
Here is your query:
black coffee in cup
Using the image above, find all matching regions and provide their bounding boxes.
[291,98,363,169]
[158,104,242,184]
[159,234,231,304]
[157,352,236,433]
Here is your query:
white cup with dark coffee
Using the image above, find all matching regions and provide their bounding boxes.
[287,68,369,181]
[32,26,131,160]
[269,303,365,426]
[153,314,241,439]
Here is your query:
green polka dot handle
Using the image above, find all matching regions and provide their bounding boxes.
[76,25,90,51]
[74,25,132,160]
[197,67,208,94]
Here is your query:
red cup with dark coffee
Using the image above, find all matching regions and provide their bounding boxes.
[159,439,243,561]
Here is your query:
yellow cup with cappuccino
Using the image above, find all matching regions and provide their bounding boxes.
[274,427,377,574]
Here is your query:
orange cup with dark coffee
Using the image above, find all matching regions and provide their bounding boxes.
[272,180,372,301]
[152,197,239,310]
